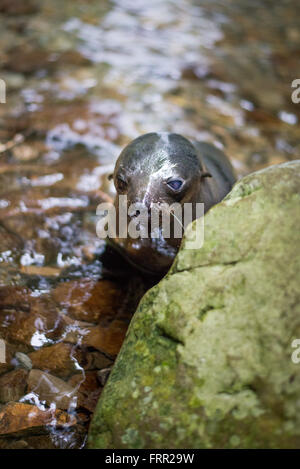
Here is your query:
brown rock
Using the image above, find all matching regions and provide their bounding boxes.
[27,370,76,410]
[2,212,79,265]
[0,402,76,436]
[55,50,91,68]
[82,350,113,371]
[0,369,28,403]
[0,439,30,449]
[82,320,128,357]
[62,318,127,357]
[4,47,51,75]
[0,287,64,346]
[246,108,280,125]
[0,432,85,449]
[0,0,38,15]
[29,343,83,378]
[0,223,23,252]
[68,371,102,412]
[29,102,90,132]
[60,315,94,343]
[52,279,124,323]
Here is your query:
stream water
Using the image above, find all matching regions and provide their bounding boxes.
[0,0,299,449]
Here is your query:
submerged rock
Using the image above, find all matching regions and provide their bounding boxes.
[68,371,103,413]
[0,288,64,346]
[88,161,300,449]
[15,352,33,371]
[28,343,83,379]
[0,223,23,252]
[0,435,57,450]
[0,0,38,15]
[27,369,77,411]
[62,317,128,358]
[0,369,28,403]
[0,402,76,436]
[52,278,125,323]
[80,320,128,357]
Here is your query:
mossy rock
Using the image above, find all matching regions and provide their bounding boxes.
[88,161,300,449]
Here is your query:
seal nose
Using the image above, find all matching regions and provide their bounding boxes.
[128,201,149,220]
[132,209,140,218]
[128,188,152,217]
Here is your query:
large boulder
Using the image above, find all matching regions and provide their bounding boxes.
[88,161,300,449]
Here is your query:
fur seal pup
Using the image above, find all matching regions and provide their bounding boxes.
[107,132,236,276]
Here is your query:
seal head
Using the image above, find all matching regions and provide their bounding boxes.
[108,132,235,275]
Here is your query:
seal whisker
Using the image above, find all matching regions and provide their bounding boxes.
[158,204,185,231]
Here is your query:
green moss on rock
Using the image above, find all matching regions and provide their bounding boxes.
[88,161,300,449]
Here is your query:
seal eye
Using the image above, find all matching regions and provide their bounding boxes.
[116,177,128,193]
[167,179,183,191]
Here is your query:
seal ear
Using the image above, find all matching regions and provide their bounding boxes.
[108,173,113,180]
[201,171,212,179]
[197,152,212,179]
